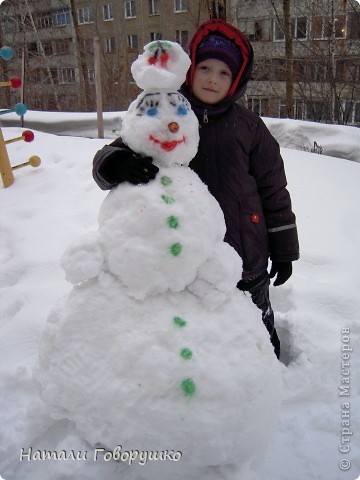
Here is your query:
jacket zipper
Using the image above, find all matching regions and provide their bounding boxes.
[203,109,208,124]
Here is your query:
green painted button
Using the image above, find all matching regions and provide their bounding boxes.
[167,215,179,229]
[181,378,196,397]
[161,194,175,204]
[161,176,172,186]
[170,242,182,256]
[180,348,193,360]
[173,316,186,328]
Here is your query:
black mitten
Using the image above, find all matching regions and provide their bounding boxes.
[269,261,292,286]
[102,148,159,185]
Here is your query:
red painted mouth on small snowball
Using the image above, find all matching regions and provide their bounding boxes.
[149,135,185,152]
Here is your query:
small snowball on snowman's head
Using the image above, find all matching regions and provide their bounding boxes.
[131,40,191,90]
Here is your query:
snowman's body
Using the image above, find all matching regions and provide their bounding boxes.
[36,41,283,480]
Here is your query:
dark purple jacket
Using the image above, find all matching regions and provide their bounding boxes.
[181,19,299,280]
[93,19,299,280]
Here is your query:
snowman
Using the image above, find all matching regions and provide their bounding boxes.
[35,41,283,480]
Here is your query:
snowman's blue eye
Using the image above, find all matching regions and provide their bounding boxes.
[147,107,158,117]
[176,104,188,116]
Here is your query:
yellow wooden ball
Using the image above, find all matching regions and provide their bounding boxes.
[29,156,41,168]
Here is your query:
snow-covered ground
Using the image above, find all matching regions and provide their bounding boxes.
[0,114,359,480]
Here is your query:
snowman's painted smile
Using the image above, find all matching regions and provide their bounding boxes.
[149,135,185,152]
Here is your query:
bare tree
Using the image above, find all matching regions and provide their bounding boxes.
[69,0,91,110]
[244,0,360,124]
[283,0,294,118]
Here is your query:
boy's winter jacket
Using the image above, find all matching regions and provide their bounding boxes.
[93,19,299,281]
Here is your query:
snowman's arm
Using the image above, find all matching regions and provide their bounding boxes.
[93,139,158,189]
[92,138,130,190]
[187,243,242,308]
[199,244,242,290]
[60,232,104,284]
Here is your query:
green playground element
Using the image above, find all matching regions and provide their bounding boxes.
[170,242,182,256]
[180,348,193,360]
[181,378,196,397]
[161,175,173,186]
[167,215,179,229]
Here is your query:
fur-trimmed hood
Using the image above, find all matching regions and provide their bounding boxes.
[181,18,254,117]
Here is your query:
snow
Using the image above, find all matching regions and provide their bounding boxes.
[131,41,191,91]
[26,49,284,480]
[2,112,360,164]
[0,112,359,480]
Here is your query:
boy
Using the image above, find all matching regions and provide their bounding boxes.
[92,19,300,359]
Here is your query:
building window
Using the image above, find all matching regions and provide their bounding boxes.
[37,12,52,29]
[53,8,71,26]
[105,37,116,53]
[312,15,346,39]
[355,103,360,123]
[149,0,160,15]
[53,38,72,55]
[150,32,162,41]
[347,61,360,83]
[336,58,360,83]
[313,61,328,82]
[127,34,138,50]
[58,68,76,84]
[43,41,53,55]
[78,7,93,24]
[348,12,360,39]
[240,19,271,42]
[174,0,187,13]
[312,16,330,39]
[103,4,113,21]
[175,30,188,48]
[125,0,136,18]
[344,101,360,124]
[84,39,94,54]
[111,68,119,84]
[294,99,305,120]
[292,16,307,39]
[334,16,346,38]
[37,10,71,29]
[28,42,40,56]
[248,97,269,117]
[88,68,95,84]
[279,102,287,118]
[254,20,266,41]
[274,20,285,41]
[274,17,308,41]
[306,101,330,122]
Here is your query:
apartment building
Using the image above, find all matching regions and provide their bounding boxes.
[0,0,80,111]
[0,0,222,112]
[230,0,360,125]
[2,0,357,124]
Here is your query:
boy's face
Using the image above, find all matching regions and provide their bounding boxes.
[192,58,233,105]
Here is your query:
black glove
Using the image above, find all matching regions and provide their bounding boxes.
[269,261,292,286]
[104,148,159,185]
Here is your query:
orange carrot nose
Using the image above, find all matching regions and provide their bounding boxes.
[168,122,179,133]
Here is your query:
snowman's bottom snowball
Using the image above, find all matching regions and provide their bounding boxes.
[35,272,282,473]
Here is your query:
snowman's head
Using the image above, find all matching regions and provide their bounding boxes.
[131,40,191,91]
[121,89,199,168]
